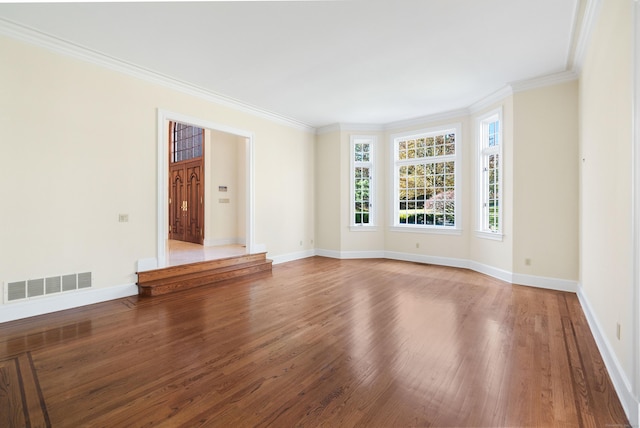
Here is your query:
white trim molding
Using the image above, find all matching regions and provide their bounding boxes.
[315,249,577,292]
[383,109,470,132]
[633,0,640,422]
[578,285,640,426]
[270,249,317,265]
[203,238,243,247]
[0,18,314,133]
[0,283,138,323]
[509,70,579,93]
[469,86,513,114]
[512,272,577,293]
[572,0,604,73]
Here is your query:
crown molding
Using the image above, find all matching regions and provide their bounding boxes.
[572,0,604,73]
[0,18,315,134]
[319,70,576,134]
[340,123,385,133]
[383,108,470,131]
[509,70,579,93]
[468,85,513,114]
[315,123,342,135]
[0,13,592,136]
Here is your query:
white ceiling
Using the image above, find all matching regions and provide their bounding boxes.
[0,1,579,128]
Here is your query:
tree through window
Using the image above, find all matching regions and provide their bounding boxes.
[478,109,502,236]
[351,135,376,227]
[392,125,461,229]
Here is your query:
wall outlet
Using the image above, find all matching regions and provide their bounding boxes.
[416,242,420,248]
[118,214,129,223]
[616,322,621,340]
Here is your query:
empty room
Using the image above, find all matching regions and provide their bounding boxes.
[1,1,639,426]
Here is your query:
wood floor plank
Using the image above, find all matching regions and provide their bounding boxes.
[0,257,631,427]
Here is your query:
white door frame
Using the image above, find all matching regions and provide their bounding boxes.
[633,0,640,416]
[156,109,254,268]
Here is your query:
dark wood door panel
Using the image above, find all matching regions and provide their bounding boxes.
[169,160,203,244]
[185,163,203,244]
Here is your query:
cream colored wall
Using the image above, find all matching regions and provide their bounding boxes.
[236,137,247,243]
[208,129,239,244]
[512,82,579,280]
[469,98,514,272]
[315,131,341,252]
[579,0,634,382]
[254,121,315,256]
[0,35,315,299]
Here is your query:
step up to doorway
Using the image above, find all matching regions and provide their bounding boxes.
[137,252,272,297]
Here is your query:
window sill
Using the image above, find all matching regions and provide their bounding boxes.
[475,230,504,241]
[389,226,462,236]
[350,225,379,232]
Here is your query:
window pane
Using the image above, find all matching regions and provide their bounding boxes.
[397,159,455,227]
[171,122,203,163]
[481,118,501,232]
[353,138,374,225]
[488,121,499,147]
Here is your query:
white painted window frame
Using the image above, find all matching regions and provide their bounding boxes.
[476,108,503,241]
[390,124,462,235]
[350,135,377,231]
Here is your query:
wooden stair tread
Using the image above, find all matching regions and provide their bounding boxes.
[137,253,272,297]
[137,252,268,283]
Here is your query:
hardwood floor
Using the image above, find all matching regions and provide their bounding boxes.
[165,240,246,267]
[0,257,629,427]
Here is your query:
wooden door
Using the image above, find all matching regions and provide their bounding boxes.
[169,160,204,244]
[169,164,186,240]
[184,161,203,244]
[168,121,204,245]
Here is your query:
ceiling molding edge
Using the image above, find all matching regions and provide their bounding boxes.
[0,18,316,134]
[571,0,604,73]
[509,70,579,93]
[383,108,470,132]
[317,70,576,136]
[468,86,514,114]
[315,124,342,135]
[316,122,385,136]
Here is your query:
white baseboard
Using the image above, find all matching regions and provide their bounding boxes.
[253,243,267,253]
[467,260,513,283]
[314,249,577,293]
[0,283,139,323]
[203,238,242,247]
[512,272,578,292]
[315,249,385,259]
[315,249,341,259]
[577,285,639,426]
[137,257,158,272]
[385,251,469,270]
[270,249,316,265]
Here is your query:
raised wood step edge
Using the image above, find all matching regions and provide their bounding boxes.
[137,252,268,283]
[143,261,272,296]
[138,260,272,297]
[140,259,272,287]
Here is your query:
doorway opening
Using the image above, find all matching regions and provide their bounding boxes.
[168,121,205,245]
[156,109,254,269]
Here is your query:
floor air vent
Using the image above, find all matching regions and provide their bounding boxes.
[5,272,92,303]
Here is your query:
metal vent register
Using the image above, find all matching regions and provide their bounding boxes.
[5,272,92,303]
